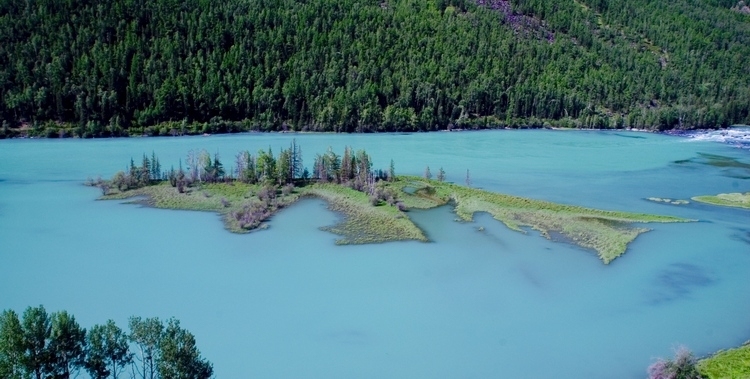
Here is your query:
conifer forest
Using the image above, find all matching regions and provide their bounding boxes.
[1,0,749,137]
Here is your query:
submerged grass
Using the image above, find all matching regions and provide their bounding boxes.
[100,176,691,263]
[692,192,750,210]
[698,343,750,379]
[696,153,750,170]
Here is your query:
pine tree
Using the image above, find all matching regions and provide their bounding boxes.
[20,306,51,379]
[85,321,131,379]
[437,167,446,182]
[0,310,24,379]
[140,154,151,186]
[150,152,161,180]
[212,153,225,182]
[48,311,86,379]
[389,159,396,182]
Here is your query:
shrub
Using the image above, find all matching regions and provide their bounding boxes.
[258,184,277,202]
[111,171,127,191]
[648,346,706,379]
[386,195,396,206]
[281,183,294,196]
[45,127,59,138]
[236,202,274,229]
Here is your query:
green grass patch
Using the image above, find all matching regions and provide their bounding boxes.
[692,192,750,210]
[698,343,750,379]
[301,183,427,244]
[100,181,301,233]
[103,182,242,212]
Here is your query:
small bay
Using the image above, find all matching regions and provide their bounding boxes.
[1,130,748,378]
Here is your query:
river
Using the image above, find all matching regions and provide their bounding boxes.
[0,129,748,378]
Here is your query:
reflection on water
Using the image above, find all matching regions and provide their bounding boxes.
[0,130,749,378]
[474,224,507,247]
[320,329,372,346]
[614,133,647,139]
[519,265,546,289]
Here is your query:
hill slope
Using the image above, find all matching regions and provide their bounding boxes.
[1,0,748,137]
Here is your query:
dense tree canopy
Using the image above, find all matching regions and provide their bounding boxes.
[0,306,212,379]
[1,0,748,138]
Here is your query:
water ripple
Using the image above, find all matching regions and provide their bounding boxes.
[669,127,750,149]
[320,329,371,346]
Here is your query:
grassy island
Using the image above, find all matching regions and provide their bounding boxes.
[101,181,427,245]
[692,192,750,210]
[391,177,690,264]
[93,144,692,264]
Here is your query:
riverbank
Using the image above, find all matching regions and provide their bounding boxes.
[698,342,750,378]
[2,118,735,140]
[99,176,692,264]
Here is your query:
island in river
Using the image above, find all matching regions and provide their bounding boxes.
[692,192,750,210]
[94,146,692,264]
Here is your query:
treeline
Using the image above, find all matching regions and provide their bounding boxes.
[105,140,398,193]
[102,140,306,195]
[99,141,412,228]
[1,0,749,138]
[0,306,212,379]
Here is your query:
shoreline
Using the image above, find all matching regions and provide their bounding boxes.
[4,123,744,140]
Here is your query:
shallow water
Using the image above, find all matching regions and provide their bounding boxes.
[1,130,748,378]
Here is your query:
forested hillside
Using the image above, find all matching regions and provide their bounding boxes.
[1,0,749,137]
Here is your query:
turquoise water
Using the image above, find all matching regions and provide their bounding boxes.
[1,130,748,378]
